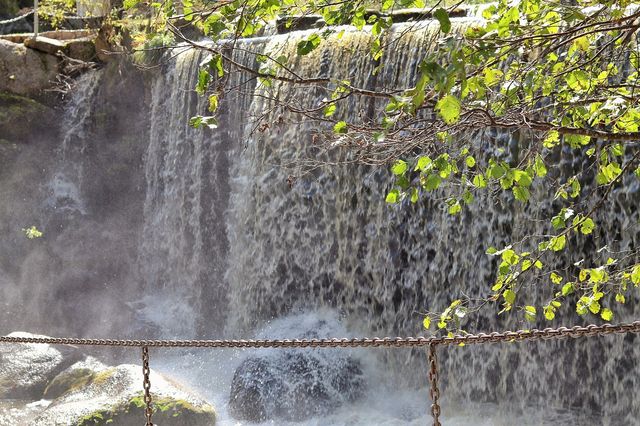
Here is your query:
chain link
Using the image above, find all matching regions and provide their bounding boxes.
[142,346,153,426]
[1,321,639,349]
[427,344,441,426]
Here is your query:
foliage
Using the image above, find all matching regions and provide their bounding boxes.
[38,0,75,28]
[129,0,640,333]
[22,225,42,239]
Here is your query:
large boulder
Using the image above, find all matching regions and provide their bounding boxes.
[0,332,81,399]
[0,38,58,96]
[33,359,216,426]
[1,332,216,425]
[229,350,365,422]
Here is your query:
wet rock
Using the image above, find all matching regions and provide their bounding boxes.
[0,38,58,96]
[229,350,365,422]
[34,360,217,426]
[0,91,56,142]
[0,332,81,399]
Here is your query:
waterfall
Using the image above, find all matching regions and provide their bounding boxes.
[1,13,638,425]
[138,18,638,422]
[46,71,102,216]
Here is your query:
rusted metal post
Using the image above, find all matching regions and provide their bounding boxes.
[428,343,442,426]
[33,0,38,38]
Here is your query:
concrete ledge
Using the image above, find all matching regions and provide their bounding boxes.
[275,7,469,34]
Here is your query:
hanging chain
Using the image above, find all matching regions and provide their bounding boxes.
[142,346,154,426]
[2,321,640,426]
[428,343,442,426]
[2,321,639,348]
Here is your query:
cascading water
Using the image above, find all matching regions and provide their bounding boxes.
[159,18,637,424]
[46,71,102,217]
[1,14,639,426]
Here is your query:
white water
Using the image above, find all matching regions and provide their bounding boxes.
[154,311,601,426]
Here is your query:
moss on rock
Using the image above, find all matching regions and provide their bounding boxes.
[43,368,96,400]
[77,392,216,426]
[0,91,56,142]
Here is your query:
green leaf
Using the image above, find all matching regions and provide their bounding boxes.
[472,174,486,188]
[549,235,566,252]
[324,104,336,117]
[543,130,560,148]
[433,8,451,33]
[550,272,563,285]
[580,218,595,234]
[333,121,348,134]
[208,94,219,113]
[423,316,432,330]
[486,247,498,255]
[196,69,211,95]
[297,33,321,55]
[483,68,503,87]
[561,283,574,296]
[423,174,441,191]
[211,54,224,78]
[189,116,218,129]
[533,155,547,177]
[465,156,476,168]
[22,226,43,239]
[448,200,462,215]
[410,188,419,203]
[524,305,536,322]
[386,190,400,204]
[416,156,432,171]
[503,289,516,305]
[435,95,461,124]
[513,186,530,202]
[631,265,640,285]
[601,308,613,321]
[544,306,556,321]
[391,160,408,176]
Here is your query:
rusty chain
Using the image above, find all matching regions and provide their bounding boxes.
[3,320,640,426]
[1,321,639,348]
[427,344,441,426]
[141,346,154,426]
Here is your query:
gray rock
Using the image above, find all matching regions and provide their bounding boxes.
[229,350,365,422]
[0,38,58,96]
[34,362,217,426]
[0,332,81,399]
[0,91,56,142]
[23,36,65,55]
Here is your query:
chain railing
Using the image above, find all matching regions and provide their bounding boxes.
[2,320,640,425]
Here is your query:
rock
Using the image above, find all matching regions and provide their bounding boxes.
[0,91,56,142]
[65,37,96,62]
[0,38,58,96]
[34,361,216,426]
[0,0,19,17]
[95,23,129,62]
[24,36,65,55]
[0,332,81,399]
[229,350,365,422]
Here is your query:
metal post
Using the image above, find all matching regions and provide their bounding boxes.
[33,0,38,38]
